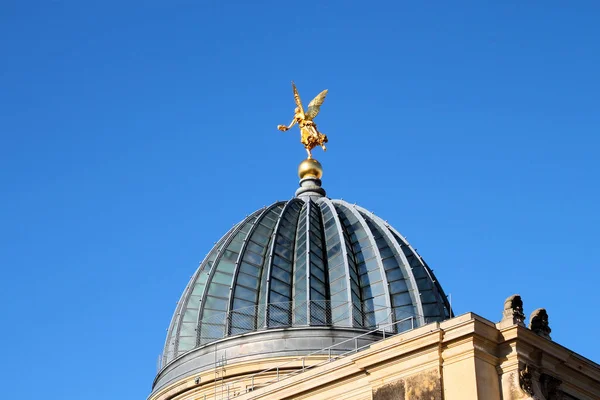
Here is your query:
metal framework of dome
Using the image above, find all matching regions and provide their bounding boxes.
[161,184,452,368]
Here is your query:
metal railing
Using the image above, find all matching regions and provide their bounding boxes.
[199,300,395,344]
[163,300,419,368]
[220,315,417,399]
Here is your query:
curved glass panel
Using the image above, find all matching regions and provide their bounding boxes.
[290,203,308,325]
[307,201,328,325]
[335,203,388,328]
[362,215,419,330]
[228,203,285,335]
[387,230,445,322]
[167,216,253,361]
[197,214,259,345]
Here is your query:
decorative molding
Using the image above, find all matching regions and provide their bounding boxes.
[519,364,534,396]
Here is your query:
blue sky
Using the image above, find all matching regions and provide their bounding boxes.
[1,1,599,399]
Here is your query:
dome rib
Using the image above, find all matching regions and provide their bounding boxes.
[355,207,425,325]
[296,201,311,323]
[333,201,393,327]
[319,198,354,327]
[335,203,364,327]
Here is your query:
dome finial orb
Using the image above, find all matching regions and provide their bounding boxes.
[298,158,323,179]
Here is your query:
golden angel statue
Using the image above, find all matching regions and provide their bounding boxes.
[277,82,328,159]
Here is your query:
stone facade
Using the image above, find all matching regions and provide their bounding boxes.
[149,312,600,400]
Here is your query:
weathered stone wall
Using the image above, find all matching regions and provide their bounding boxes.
[373,369,442,400]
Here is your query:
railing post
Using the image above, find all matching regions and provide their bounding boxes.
[251,376,254,391]
[383,329,386,339]
[354,338,358,353]
[411,317,414,330]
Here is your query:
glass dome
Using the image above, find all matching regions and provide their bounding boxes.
[161,196,452,366]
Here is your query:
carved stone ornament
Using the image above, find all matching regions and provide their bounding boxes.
[517,364,567,400]
[540,374,564,400]
[502,294,526,326]
[519,364,535,396]
[529,308,552,340]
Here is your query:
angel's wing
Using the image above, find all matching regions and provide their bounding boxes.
[306,89,328,120]
[292,81,304,114]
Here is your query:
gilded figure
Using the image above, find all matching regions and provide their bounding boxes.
[277,82,328,159]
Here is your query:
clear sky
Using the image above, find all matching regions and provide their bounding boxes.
[1,1,599,399]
